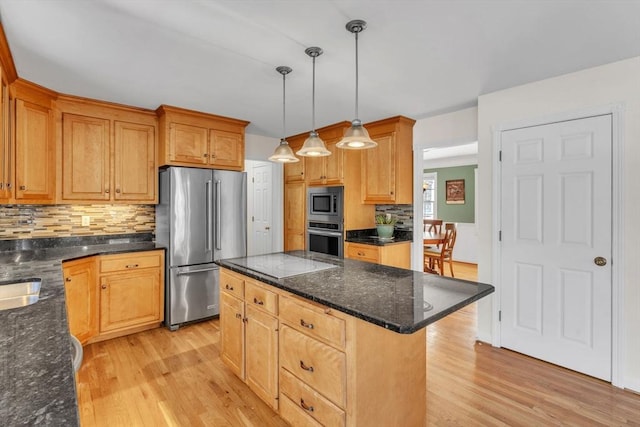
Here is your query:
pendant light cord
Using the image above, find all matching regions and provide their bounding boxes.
[312,54,316,132]
[282,71,286,138]
[354,30,359,120]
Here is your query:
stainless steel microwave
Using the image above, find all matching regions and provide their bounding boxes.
[307,186,343,223]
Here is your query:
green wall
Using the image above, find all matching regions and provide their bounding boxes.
[424,164,476,223]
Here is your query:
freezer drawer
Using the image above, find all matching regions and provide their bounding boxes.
[167,263,219,330]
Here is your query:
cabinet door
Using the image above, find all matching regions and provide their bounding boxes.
[99,269,161,333]
[14,99,54,202]
[62,113,110,201]
[284,181,306,251]
[220,291,245,379]
[323,138,344,185]
[0,75,12,202]
[245,304,279,410]
[168,122,208,165]
[284,139,305,183]
[63,258,98,345]
[361,132,396,203]
[114,121,156,202]
[209,129,243,170]
[305,156,325,186]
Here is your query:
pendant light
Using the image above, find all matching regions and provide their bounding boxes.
[268,66,299,163]
[336,19,377,150]
[296,46,331,157]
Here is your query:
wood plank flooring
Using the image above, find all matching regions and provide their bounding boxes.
[76,262,640,426]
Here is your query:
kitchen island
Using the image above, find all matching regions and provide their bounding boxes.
[217,251,494,426]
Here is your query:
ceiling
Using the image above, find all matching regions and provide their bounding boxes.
[1,0,639,139]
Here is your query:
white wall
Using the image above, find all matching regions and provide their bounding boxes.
[245,132,280,161]
[477,56,640,391]
[412,107,478,270]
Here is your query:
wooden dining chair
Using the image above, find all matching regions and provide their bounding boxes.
[423,223,457,277]
[423,219,444,252]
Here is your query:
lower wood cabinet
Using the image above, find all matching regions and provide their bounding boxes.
[62,249,164,345]
[344,241,411,269]
[219,267,427,426]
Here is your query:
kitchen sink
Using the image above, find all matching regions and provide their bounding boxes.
[0,278,42,311]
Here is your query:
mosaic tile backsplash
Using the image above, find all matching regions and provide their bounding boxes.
[375,204,413,230]
[0,205,155,240]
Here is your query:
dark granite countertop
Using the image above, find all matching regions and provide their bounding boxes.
[217,251,494,334]
[0,233,163,426]
[345,227,413,246]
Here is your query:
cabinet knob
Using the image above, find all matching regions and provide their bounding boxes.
[101,285,107,290]
[105,189,110,194]
[0,183,3,189]
[203,153,208,158]
[115,188,121,193]
[6,183,11,189]
[19,185,26,190]
[65,277,72,282]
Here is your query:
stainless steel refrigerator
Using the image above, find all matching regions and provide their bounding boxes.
[156,166,247,330]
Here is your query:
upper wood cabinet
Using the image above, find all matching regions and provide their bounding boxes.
[283,136,305,183]
[156,105,249,171]
[303,122,350,186]
[58,96,158,204]
[361,116,415,204]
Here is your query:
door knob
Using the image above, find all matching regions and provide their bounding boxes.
[265,226,270,230]
[594,257,607,266]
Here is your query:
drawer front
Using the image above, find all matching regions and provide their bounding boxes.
[280,368,345,427]
[280,325,346,408]
[279,394,324,427]
[280,296,345,349]
[220,268,245,299]
[100,251,162,273]
[245,281,278,315]
[346,243,379,263]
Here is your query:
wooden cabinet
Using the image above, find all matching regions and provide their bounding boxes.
[157,105,248,171]
[284,136,305,183]
[361,116,415,204]
[0,67,12,203]
[220,268,428,426]
[98,251,163,335]
[63,257,98,345]
[304,123,349,186]
[284,181,306,251]
[220,269,279,410]
[345,241,411,269]
[58,96,158,204]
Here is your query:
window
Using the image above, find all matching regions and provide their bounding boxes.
[423,173,437,219]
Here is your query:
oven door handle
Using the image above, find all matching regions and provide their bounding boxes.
[307,229,343,237]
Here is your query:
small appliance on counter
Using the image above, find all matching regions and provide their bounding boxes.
[156,167,247,330]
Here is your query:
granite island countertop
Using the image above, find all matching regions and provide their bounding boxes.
[0,234,164,426]
[217,250,494,334]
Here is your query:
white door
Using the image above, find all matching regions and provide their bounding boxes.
[251,163,273,256]
[500,114,612,381]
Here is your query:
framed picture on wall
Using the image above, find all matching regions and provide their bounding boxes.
[445,179,465,204]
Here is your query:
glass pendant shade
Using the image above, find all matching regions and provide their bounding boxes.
[296,46,330,157]
[337,19,377,150]
[269,65,299,163]
[269,138,298,162]
[336,119,377,149]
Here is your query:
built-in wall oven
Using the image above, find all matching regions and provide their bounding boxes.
[307,186,344,258]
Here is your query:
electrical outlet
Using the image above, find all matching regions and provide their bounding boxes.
[81,216,90,226]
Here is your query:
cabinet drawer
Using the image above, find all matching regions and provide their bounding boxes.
[346,243,379,263]
[280,295,345,349]
[279,394,324,427]
[220,268,245,299]
[100,251,162,273]
[280,325,346,408]
[245,281,278,315]
[280,368,345,427]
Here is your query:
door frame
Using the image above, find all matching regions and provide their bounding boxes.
[491,103,625,387]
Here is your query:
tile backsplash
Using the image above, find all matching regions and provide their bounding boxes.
[0,205,155,240]
[375,205,413,230]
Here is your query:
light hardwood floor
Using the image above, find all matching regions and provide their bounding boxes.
[76,262,640,426]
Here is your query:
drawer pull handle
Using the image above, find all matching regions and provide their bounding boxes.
[299,360,314,372]
[300,319,314,329]
[235,313,242,319]
[225,284,234,291]
[357,251,365,256]
[65,277,72,282]
[300,398,314,412]
[126,264,139,268]
[253,298,264,305]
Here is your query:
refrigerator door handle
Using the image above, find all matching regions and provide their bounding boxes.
[206,180,213,251]
[176,267,218,275]
[215,179,222,250]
